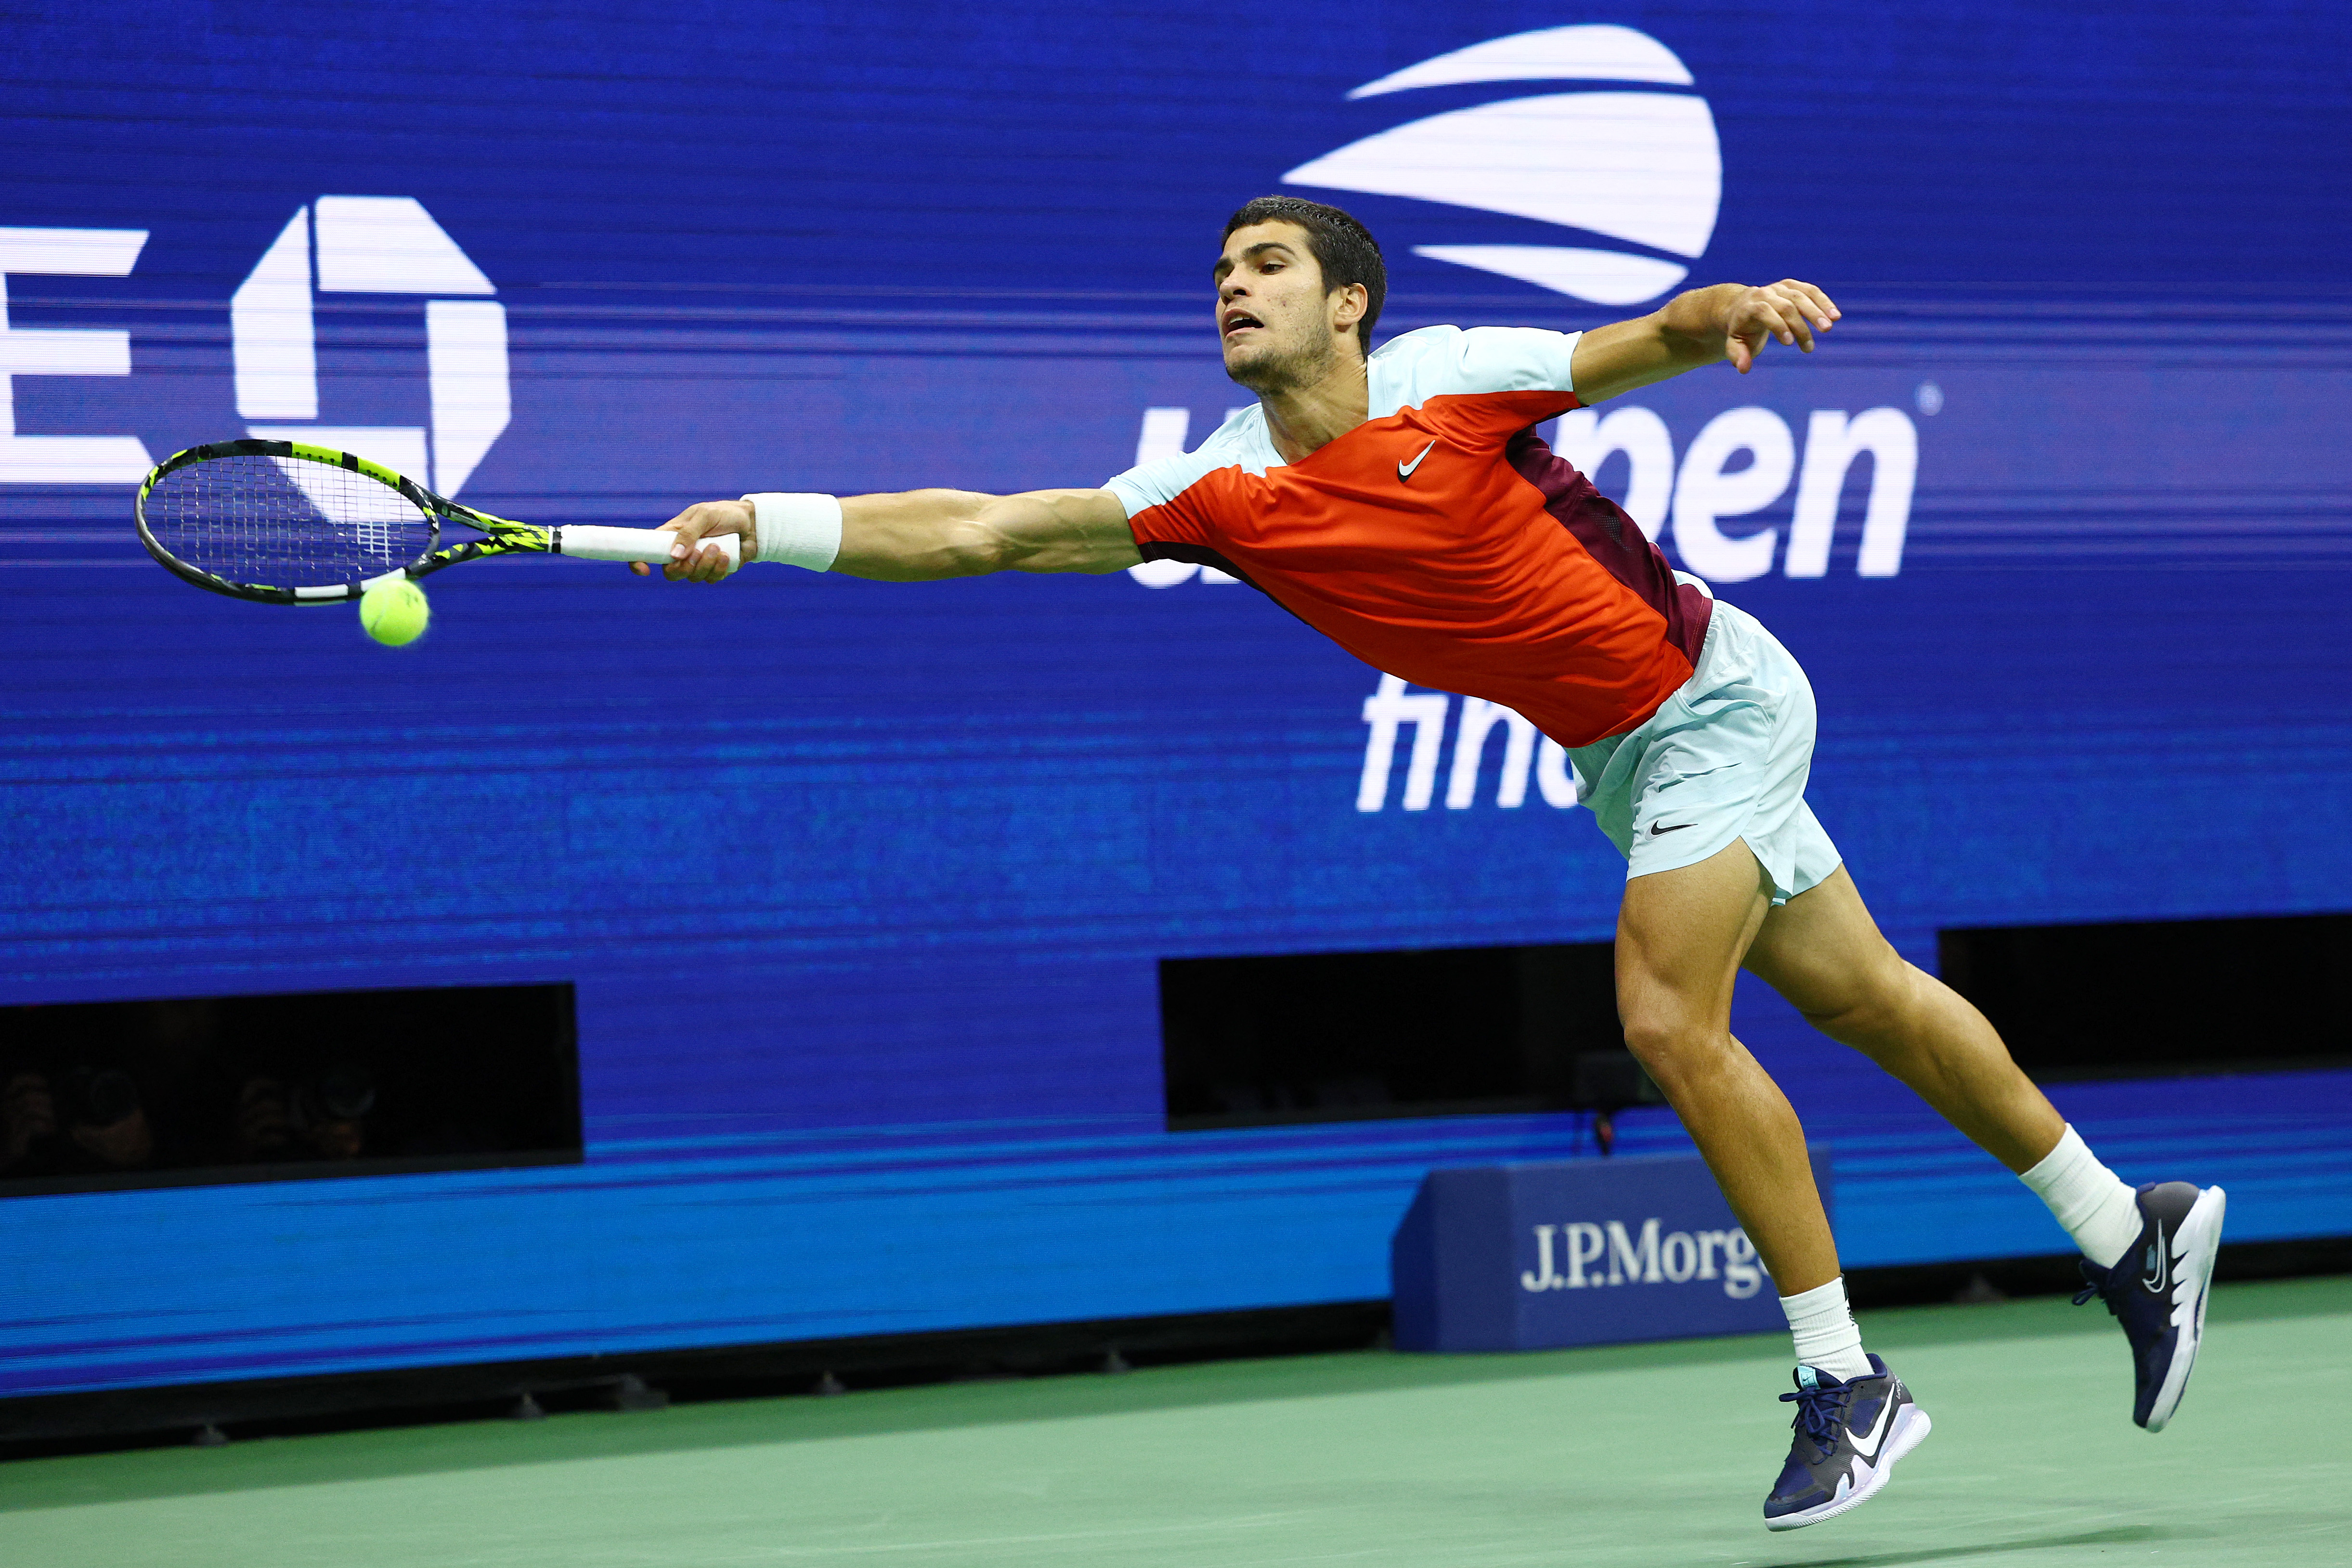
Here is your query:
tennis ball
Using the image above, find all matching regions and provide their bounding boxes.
[359,579,430,647]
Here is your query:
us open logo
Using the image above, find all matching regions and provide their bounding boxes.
[1117,26,1916,602]
[1286,24,1719,308]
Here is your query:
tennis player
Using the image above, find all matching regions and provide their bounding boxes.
[648,196,2227,1530]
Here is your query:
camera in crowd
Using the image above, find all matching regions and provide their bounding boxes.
[0,997,383,1181]
[235,1063,379,1162]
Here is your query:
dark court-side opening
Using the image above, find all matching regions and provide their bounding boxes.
[1161,943,1651,1130]
[1939,912,2352,1080]
[0,983,582,1197]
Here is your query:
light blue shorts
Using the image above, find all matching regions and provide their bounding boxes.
[1568,591,1842,905]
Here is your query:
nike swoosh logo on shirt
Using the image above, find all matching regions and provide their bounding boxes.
[1398,441,1435,480]
[1649,822,1693,836]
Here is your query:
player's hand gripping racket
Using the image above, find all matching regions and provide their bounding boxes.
[133,439,736,604]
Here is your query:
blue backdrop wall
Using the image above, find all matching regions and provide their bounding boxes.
[3,0,2351,1396]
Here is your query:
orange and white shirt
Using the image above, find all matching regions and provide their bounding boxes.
[1106,325,1713,750]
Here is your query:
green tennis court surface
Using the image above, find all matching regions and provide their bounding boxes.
[5,1276,2346,1567]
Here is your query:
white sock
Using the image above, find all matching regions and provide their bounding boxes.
[1779,1277,1873,1381]
[2018,1124,2141,1269]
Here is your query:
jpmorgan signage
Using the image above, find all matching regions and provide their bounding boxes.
[1520,1216,1766,1296]
[1390,1153,1810,1351]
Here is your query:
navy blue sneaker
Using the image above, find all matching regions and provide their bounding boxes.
[2074,1180,2226,1432]
[1763,1355,1931,1531]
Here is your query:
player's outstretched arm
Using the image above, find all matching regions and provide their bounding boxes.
[636,487,1143,583]
[1569,281,1841,404]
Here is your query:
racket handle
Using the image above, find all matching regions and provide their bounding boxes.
[556,526,741,570]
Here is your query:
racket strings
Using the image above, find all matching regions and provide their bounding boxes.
[144,454,434,586]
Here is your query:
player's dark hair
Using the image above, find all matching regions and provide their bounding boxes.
[1221,196,1386,355]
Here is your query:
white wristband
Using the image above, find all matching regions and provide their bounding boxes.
[740,492,843,571]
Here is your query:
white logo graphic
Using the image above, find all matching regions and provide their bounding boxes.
[1360,675,1580,812]
[1520,1218,1765,1297]
[0,226,153,483]
[1397,440,1436,480]
[1284,25,1719,306]
[232,196,509,500]
[1846,1394,1897,1461]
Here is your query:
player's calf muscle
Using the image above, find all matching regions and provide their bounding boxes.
[1779,959,1917,1047]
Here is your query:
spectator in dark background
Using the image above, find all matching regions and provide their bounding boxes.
[3,984,569,1191]
[0,1063,155,1176]
[2,1069,59,1177]
[234,1063,375,1162]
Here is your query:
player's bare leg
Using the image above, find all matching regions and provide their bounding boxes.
[1614,837,1838,1293]
[1744,866,2227,1432]
[1617,837,1932,1529]
[1741,867,2063,1172]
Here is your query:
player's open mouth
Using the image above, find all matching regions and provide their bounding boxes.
[1221,311,1262,339]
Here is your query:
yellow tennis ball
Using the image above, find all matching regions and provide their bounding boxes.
[359,579,430,647]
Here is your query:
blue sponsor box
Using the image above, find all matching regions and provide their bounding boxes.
[1391,1153,1821,1351]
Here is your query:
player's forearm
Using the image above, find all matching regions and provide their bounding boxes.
[1571,285,1742,403]
[652,484,1139,583]
[829,490,1007,581]
[832,488,1139,580]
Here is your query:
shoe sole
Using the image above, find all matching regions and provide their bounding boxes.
[1763,1403,1932,1531]
[2143,1184,2226,1433]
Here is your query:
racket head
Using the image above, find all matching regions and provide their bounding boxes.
[135,440,442,604]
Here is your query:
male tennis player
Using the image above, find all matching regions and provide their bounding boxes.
[646,196,2226,1530]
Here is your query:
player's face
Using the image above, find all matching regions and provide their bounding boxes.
[1214,223,1353,391]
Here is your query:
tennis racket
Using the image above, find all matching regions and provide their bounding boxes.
[134,438,736,604]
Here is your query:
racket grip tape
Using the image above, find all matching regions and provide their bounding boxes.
[556,526,741,570]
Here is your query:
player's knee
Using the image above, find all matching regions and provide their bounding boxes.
[1619,1012,1730,1094]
